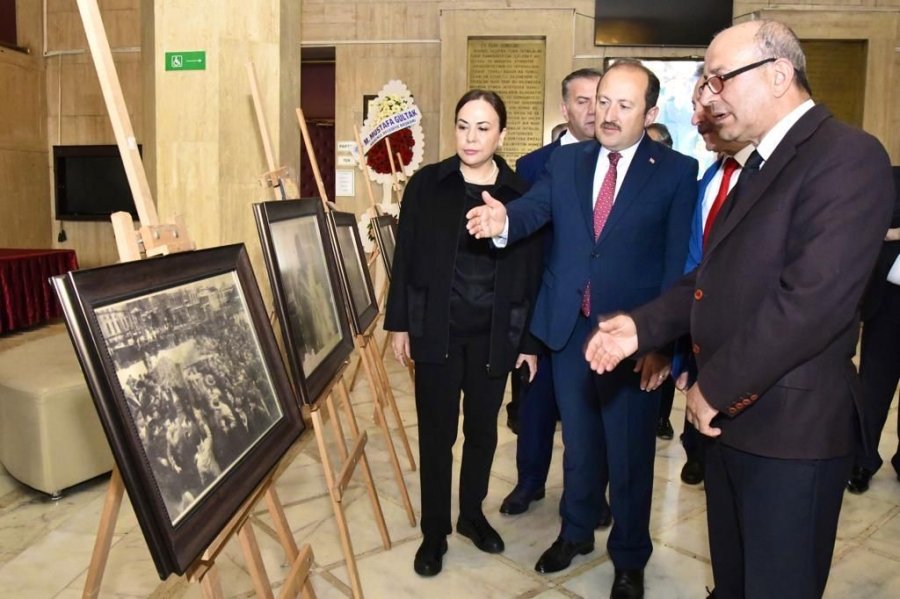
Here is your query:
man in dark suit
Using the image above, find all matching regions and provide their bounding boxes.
[468,60,697,598]
[585,20,894,597]
[502,67,605,517]
[847,166,900,493]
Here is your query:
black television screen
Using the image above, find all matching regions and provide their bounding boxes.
[53,145,140,221]
[594,1,733,47]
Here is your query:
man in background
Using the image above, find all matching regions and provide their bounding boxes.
[502,68,605,519]
[847,166,900,493]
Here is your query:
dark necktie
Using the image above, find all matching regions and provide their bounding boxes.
[581,151,621,317]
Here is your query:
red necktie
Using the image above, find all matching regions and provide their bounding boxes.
[581,151,621,317]
[703,157,739,248]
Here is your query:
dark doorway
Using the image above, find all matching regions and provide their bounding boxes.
[300,47,336,201]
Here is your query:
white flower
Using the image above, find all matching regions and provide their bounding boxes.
[357,212,375,253]
[378,202,400,219]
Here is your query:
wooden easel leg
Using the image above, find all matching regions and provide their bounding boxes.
[277,544,316,599]
[199,563,225,599]
[336,381,392,549]
[347,354,364,392]
[311,408,365,599]
[82,467,125,599]
[238,523,275,599]
[366,343,417,472]
[356,349,416,526]
[265,487,300,564]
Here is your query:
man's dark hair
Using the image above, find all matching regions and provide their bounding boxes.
[603,59,661,113]
[646,123,673,148]
[561,67,604,101]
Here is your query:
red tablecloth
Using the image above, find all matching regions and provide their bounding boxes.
[0,248,79,334]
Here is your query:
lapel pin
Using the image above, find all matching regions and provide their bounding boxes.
[649,157,655,164]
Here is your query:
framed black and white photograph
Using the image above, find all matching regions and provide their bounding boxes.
[52,244,304,579]
[329,210,379,335]
[372,214,398,280]
[254,199,354,404]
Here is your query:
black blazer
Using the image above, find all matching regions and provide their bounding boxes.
[384,154,543,375]
[633,105,895,460]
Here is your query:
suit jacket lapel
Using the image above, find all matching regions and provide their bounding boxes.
[578,142,601,238]
[597,136,658,246]
[705,105,831,256]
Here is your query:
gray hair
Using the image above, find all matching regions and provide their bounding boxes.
[753,20,812,94]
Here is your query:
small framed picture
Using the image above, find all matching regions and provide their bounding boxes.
[254,199,355,403]
[52,244,304,578]
[328,210,379,336]
[371,214,398,281]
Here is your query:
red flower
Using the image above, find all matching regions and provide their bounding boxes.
[366,128,414,175]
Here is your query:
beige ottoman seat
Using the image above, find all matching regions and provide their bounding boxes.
[0,331,113,496]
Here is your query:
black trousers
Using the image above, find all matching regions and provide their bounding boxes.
[855,287,900,474]
[414,335,508,537]
[705,442,852,599]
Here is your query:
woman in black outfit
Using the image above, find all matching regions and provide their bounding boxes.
[384,89,542,577]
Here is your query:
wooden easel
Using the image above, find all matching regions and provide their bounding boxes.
[295,107,424,597]
[347,127,415,388]
[297,107,417,498]
[247,61,300,201]
[308,367,390,599]
[76,1,313,596]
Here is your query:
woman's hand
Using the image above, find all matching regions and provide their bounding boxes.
[391,332,411,366]
[516,353,538,382]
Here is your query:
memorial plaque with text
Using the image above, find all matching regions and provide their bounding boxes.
[467,38,546,166]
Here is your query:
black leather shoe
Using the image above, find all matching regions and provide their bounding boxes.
[680,459,704,485]
[535,537,594,573]
[846,466,874,494]
[413,535,448,577]
[611,568,644,598]
[596,504,612,529]
[457,515,504,553]
[500,486,545,515]
[656,418,674,440]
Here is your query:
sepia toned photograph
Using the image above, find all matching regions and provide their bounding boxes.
[52,245,304,578]
[372,214,398,280]
[96,271,282,525]
[330,210,379,335]
[254,199,354,404]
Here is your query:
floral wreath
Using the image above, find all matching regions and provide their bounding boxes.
[358,80,425,187]
[357,203,400,254]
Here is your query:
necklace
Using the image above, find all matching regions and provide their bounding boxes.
[462,160,498,185]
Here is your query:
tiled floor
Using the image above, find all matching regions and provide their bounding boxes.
[0,325,898,597]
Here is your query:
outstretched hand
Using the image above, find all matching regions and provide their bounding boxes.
[465,191,507,239]
[584,313,639,373]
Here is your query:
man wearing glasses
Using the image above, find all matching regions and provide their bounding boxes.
[583,20,894,597]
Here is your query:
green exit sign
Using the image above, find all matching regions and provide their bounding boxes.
[165,51,206,71]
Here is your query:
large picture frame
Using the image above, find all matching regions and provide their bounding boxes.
[329,210,379,336]
[52,244,304,579]
[254,199,354,404]
[371,214,398,281]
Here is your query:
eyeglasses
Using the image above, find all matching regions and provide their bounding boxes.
[701,57,777,94]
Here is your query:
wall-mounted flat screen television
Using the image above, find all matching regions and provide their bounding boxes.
[53,145,140,221]
[594,1,733,47]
